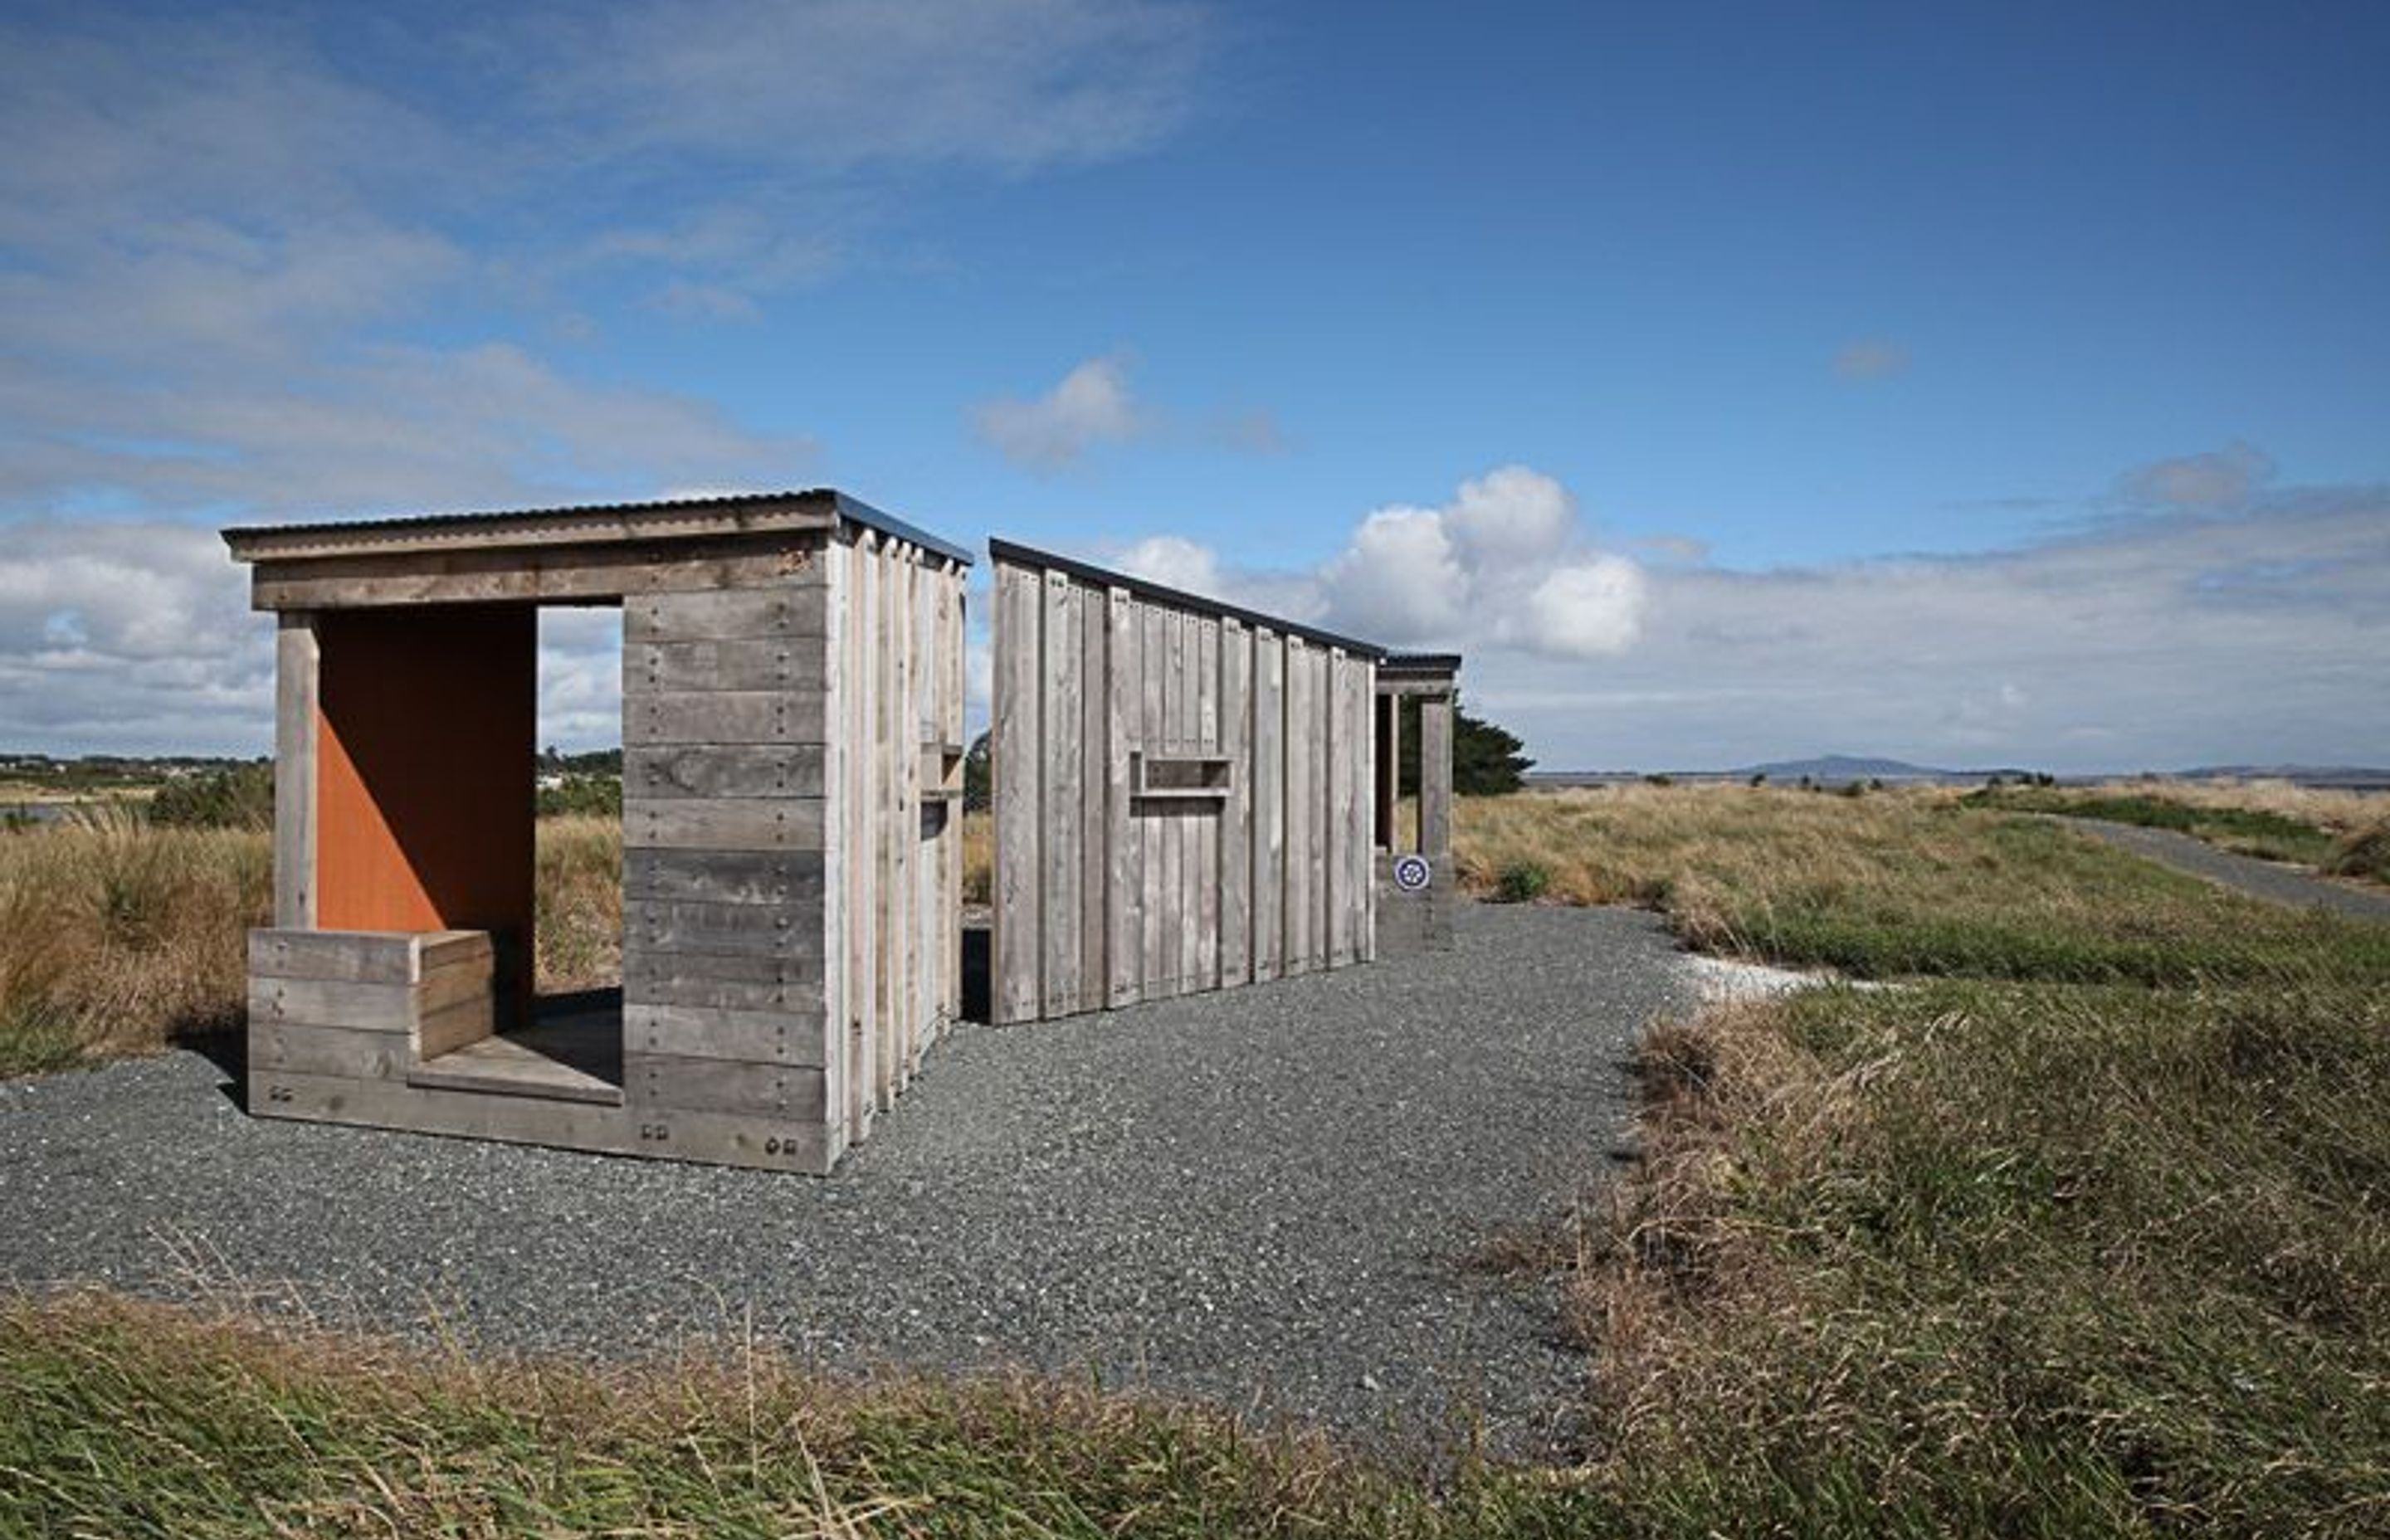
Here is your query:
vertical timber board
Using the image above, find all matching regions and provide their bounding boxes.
[1354,658,1378,962]
[1103,585,1137,1007]
[1282,639,1314,973]
[818,538,849,1157]
[851,531,879,1138]
[992,558,1043,1023]
[275,612,320,928]
[1188,612,1216,991]
[942,569,966,1026]
[1077,576,1107,1014]
[1319,646,1338,971]
[1324,647,1350,968]
[893,547,918,1089]
[1421,694,1455,860]
[1040,568,1081,1018]
[1251,628,1284,983]
[1139,602,1168,994]
[1219,618,1250,985]
[873,539,900,1112]
[1162,607,1188,995]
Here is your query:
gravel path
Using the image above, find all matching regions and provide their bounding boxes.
[2064,818,2390,922]
[0,903,1690,1460]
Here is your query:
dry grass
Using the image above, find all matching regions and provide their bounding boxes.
[960,808,993,905]
[534,813,622,992]
[0,814,626,1076]
[1451,783,2390,985]
[0,807,269,1073]
[1,1288,1468,1540]
[2084,775,2390,830]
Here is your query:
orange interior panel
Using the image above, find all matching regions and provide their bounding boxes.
[315,604,537,1023]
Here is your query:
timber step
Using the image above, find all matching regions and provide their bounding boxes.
[408,1008,624,1106]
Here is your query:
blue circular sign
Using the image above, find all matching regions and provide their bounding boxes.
[1392,853,1432,893]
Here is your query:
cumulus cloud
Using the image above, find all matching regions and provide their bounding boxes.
[971,358,1148,471]
[0,522,265,751]
[1317,467,1648,659]
[1115,534,1226,595]
[1480,486,2390,772]
[1833,338,1910,379]
[1088,466,1650,663]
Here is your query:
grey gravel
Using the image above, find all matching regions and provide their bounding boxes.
[2063,817,2390,923]
[0,902,1691,1460]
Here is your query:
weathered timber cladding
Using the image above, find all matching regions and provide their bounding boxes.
[228,490,968,1174]
[991,543,1380,1023]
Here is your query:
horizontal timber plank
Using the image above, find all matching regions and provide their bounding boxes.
[251,1021,409,1080]
[626,798,827,852]
[628,1054,828,1119]
[251,538,823,611]
[415,994,495,1058]
[626,746,825,800]
[627,1002,829,1066]
[625,586,828,643]
[247,929,458,985]
[624,692,827,746]
[628,640,819,694]
[248,976,413,1033]
[245,1069,835,1173]
[627,898,825,958]
[624,848,825,906]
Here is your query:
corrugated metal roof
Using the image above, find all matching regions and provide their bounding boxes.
[988,537,1390,659]
[222,488,974,566]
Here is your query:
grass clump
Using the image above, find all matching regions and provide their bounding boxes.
[1963,777,2390,882]
[1573,975,2390,1538]
[1492,860,1550,904]
[0,1290,1500,1540]
[1452,784,2390,987]
[0,816,626,1077]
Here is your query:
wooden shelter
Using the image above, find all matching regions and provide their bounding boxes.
[1374,653,1461,954]
[988,540,1403,1023]
[223,490,968,1173]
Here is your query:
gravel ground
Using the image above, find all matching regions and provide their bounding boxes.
[0,903,1690,1460]
[2064,818,2390,923]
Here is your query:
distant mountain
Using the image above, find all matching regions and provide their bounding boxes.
[1735,754,2016,783]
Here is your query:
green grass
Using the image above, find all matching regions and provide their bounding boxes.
[1962,784,2341,865]
[2,1292,1573,1539]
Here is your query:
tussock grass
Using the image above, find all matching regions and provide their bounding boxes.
[0,1289,1479,1539]
[1966,777,2390,881]
[1452,784,2390,985]
[0,816,624,1077]
[0,808,268,1075]
[534,813,622,992]
[1576,977,2390,1538]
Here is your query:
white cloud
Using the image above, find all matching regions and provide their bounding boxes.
[1510,558,1647,658]
[1093,466,1648,663]
[535,0,1211,175]
[971,358,1148,471]
[1116,534,1226,595]
[1479,488,2390,772]
[1317,466,1647,659]
[0,522,266,751]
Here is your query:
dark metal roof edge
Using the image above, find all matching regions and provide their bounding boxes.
[832,493,975,567]
[988,536,1388,659]
[220,489,841,549]
[1382,651,1463,673]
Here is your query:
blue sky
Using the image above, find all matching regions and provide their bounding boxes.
[2,1,2384,770]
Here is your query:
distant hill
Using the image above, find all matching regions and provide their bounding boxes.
[1737,753,1983,782]
[1529,756,2390,790]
